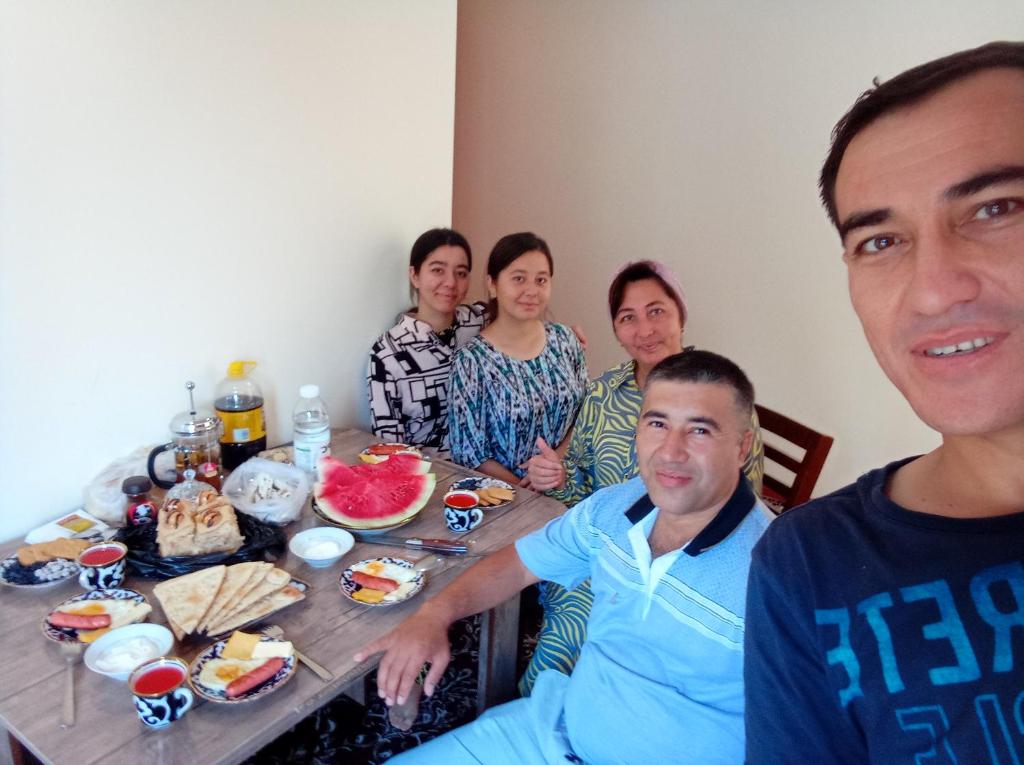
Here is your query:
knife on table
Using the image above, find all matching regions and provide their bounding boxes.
[369,537,469,554]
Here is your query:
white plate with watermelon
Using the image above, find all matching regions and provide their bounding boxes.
[313,454,436,533]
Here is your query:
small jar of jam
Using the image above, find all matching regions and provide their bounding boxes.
[123,476,157,526]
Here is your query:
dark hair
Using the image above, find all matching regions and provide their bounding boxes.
[608,261,686,325]
[646,350,755,423]
[820,41,1024,229]
[409,228,472,273]
[486,232,553,320]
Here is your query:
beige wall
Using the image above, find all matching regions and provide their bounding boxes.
[453,1,1023,496]
[0,1,457,542]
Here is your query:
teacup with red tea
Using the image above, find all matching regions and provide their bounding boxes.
[77,541,127,590]
[129,657,193,729]
[443,490,483,533]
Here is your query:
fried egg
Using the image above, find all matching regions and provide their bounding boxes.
[356,561,416,584]
[198,658,265,692]
[59,600,152,642]
[62,599,137,619]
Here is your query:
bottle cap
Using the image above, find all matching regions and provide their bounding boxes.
[227,360,257,378]
[122,476,153,495]
[299,384,320,399]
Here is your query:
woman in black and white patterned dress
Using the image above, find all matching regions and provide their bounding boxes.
[367,228,485,455]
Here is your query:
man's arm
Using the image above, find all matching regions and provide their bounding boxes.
[353,544,539,707]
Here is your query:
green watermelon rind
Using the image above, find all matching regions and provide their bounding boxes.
[314,472,436,530]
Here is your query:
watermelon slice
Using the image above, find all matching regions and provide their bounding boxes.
[314,457,436,529]
[350,453,430,478]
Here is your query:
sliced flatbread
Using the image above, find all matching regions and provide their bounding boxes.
[216,567,290,626]
[153,565,226,635]
[206,585,305,637]
[196,561,263,634]
[164,610,186,642]
[219,562,272,617]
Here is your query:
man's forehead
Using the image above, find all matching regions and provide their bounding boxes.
[641,379,737,418]
[835,68,1024,221]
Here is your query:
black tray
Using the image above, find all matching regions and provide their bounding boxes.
[117,513,287,580]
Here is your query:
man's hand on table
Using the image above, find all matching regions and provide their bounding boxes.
[353,545,541,706]
[353,609,451,706]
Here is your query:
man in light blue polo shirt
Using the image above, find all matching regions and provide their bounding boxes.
[356,350,773,764]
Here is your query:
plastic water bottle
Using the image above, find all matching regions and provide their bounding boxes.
[293,384,331,473]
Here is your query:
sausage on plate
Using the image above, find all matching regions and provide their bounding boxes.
[47,612,112,630]
[351,571,399,592]
[225,657,285,699]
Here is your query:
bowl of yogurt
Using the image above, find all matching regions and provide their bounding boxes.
[289,527,354,568]
[84,623,174,682]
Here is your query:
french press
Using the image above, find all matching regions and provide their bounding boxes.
[147,381,225,491]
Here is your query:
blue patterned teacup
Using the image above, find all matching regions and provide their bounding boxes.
[129,657,194,729]
[77,542,127,590]
[444,490,483,533]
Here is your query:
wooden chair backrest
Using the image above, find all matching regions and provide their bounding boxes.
[754,404,834,512]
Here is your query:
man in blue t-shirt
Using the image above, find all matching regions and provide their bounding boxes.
[745,42,1024,763]
[356,350,773,764]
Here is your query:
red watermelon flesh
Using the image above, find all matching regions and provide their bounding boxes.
[350,453,430,478]
[317,456,359,485]
[315,458,436,529]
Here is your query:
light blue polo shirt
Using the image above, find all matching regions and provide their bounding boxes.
[515,474,773,765]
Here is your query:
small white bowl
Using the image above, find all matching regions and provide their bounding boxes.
[289,527,355,568]
[84,623,174,682]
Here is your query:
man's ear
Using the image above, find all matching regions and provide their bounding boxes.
[738,428,754,465]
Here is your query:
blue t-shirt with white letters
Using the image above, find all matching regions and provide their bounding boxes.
[745,458,1024,764]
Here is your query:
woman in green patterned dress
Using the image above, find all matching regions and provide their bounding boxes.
[518,260,765,693]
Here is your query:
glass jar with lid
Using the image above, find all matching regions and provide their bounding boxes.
[146,382,225,492]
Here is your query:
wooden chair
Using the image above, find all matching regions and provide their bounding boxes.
[755,404,834,512]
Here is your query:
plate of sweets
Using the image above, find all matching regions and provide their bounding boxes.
[43,588,152,644]
[189,630,297,703]
[447,477,516,508]
[0,538,92,589]
[340,557,424,606]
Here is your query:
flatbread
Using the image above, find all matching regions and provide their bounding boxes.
[206,585,305,637]
[196,561,262,634]
[221,562,272,611]
[216,567,290,625]
[164,611,186,642]
[153,565,226,635]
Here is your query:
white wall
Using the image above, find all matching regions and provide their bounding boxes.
[0,1,457,542]
[453,1,1023,496]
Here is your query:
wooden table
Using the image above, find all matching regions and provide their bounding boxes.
[0,429,567,765]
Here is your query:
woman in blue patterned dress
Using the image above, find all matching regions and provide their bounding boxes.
[448,232,588,483]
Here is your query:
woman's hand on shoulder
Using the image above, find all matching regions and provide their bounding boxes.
[570,324,588,350]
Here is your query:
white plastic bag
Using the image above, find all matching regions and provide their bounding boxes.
[83,446,163,527]
[222,457,310,525]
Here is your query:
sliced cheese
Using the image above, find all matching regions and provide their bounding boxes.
[222,630,261,660]
[351,588,386,604]
[252,640,294,659]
